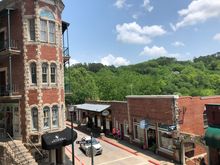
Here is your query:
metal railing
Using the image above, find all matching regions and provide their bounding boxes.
[63,47,69,57]
[27,137,43,158]
[6,133,30,165]
[0,84,19,96]
[0,39,20,52]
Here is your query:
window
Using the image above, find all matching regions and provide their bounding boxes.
[28,19,35,41]
[40,20,47,42]
[43,106,50,129]
[30,62,37,84]
[52,105,58,127]
[31,107,38,130]
[40,9,56,43]
[159,131,173,151]
[42,63,48,83]
[49,21,55,43]
[124,121,129,137]
[50,63,56,83]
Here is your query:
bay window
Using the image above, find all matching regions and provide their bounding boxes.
[43,106,50,129]
[31,107,38,130]
[52,105,58,128]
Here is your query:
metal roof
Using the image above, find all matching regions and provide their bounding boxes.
[75,103,110,112]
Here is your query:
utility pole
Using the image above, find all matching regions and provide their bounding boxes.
[91,132,94,165]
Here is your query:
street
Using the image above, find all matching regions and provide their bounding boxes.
[65,124,174,165]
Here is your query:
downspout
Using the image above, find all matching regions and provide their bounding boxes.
[7,8,12,96]
[127,98,132,142]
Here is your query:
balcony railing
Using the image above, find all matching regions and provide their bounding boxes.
[0,39,20,53]
[63,47,69,57]
[0,84,19,96]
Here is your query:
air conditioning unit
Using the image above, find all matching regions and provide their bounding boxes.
[30,135,39,143]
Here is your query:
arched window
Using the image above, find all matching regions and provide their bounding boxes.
[42,63,48,83]
[30,62,37,84]
[43,106,50,129]
[52,105,58,127]
[31,107,38,130]
[50,63,56,83]
[40,9,55,43]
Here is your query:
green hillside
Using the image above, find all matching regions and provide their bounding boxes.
[65,53,220,104]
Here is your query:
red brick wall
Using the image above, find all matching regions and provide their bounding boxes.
[28,89,39,105]
[27,45,38,61]
[110,102,128,126]
[42,88,59,104]
[40,46,57,61]
[178,96,220,135]
[127,97,174,124]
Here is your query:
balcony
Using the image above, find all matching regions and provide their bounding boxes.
[0,84,20,96]
[0,39,21,56]
[63,47,70,63]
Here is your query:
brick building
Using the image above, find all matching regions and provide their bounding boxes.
[0,0,76,164]
[204,104,220,165]
[77,95,220,164]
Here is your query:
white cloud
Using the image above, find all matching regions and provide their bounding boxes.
[213,33,220,41]
[140,45,179,58]
[174,0,220,29]
[116,22,166,44]
[101,54,130,67]
[142,0,154,12]
[114,0,126,9]
[171,41,185,47]
[69,58,79,66]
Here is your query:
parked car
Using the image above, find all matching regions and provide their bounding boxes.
[79,136,103,156]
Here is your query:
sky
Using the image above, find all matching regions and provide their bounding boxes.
[62,0,220,67]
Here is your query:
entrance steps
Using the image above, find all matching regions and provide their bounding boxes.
[1,140,38,165]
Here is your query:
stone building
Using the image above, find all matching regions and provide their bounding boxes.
[0,0,76,164]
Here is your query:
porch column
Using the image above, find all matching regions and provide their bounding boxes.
[7,8,12,96]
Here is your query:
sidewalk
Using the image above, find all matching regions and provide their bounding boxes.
[65,121,176,165]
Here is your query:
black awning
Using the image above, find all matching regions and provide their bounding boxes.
[42,127,77,150]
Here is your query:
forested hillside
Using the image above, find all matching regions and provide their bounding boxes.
[65,53,220,104]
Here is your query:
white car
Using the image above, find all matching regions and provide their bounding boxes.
[79,136,103,156]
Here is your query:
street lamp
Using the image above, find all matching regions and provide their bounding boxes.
[68,104,75,165]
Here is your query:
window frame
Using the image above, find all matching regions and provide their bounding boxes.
[43,106,50,129]
[42,63,48,84]
[31,107,38,131]
[30,62,37,84]
[50,63,56,84]
[28,19,35,41]
[39,9,56,44]
[52,105,59,128]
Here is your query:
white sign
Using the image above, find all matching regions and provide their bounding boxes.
[140,120,148,129]
[102,110,110,116]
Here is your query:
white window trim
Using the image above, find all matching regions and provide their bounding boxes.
[52,105,59,128]
[157,130,174,153]
[42,63,48,84]
[40,18,56,44]
[43,107,50,129]
[31,107,38,131]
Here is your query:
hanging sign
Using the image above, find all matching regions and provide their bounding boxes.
[102,110,110,116]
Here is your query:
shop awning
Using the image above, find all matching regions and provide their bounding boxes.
[204,127,220,148]
[42,127,77,150]
[75,103,110,112]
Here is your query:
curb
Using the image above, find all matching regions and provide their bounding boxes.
[100,138,138,156]
[66,146,85,165]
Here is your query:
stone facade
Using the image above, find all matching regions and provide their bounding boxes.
[0,0,68,164]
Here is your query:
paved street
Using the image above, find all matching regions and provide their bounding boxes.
[65,122,175,165]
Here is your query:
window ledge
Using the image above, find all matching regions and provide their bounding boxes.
[158,147,174,155]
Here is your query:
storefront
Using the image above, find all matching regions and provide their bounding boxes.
[41,127,77,164]
[75,103,111,133]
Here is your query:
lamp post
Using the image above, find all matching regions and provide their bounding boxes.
[91,132,94,165]
[69,104,75,165]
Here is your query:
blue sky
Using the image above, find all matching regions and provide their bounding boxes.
[62,0,220,66]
